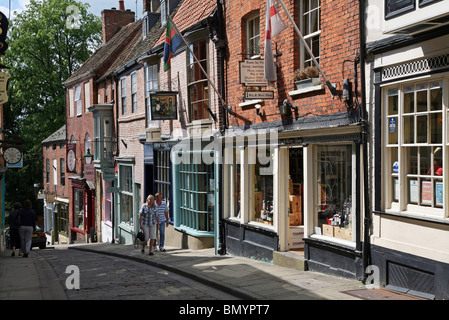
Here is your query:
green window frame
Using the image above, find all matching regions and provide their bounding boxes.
[173,151,216,237]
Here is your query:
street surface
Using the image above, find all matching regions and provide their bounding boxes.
[10,248,240,300]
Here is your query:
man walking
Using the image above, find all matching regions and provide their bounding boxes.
[154,192,169,252]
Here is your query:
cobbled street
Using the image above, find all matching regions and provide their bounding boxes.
[34,248,238,300]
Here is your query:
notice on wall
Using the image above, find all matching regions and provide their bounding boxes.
[239,60,268,87]
[409,180,418,203]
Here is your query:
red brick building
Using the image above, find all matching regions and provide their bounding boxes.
[62,2,139,243]
[41,125,69,243]
[222,0,366,279]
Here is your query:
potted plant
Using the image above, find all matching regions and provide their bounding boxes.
[294,66,320,90]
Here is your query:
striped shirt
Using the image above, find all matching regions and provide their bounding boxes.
[155,201,169,223]
[139,204,157,226]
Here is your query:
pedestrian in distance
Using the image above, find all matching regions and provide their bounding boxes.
[139,195,158,256]
[18,200,37,258]
[154,192,169,252]
[8,202,23,257]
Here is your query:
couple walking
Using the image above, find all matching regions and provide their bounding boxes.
[8,200,37,258]
[139,192,169,255]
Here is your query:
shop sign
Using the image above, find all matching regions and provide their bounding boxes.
[0,71,10,104]
[244,90,274,100]
[103,167,116,182]
[149,91,178,120]
[84,163,95,181]
[106,186,119,193]
[239,59,268,86]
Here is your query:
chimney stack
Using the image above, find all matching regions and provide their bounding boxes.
[101,1,135,43]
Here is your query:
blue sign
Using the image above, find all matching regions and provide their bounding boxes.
[393,161,399,174]
[389,118,396,133]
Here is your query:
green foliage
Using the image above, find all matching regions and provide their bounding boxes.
[2,0,101,212]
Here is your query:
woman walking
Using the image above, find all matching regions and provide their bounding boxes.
[139,195,158,256]
[8,202,23,257]
[19,200,37,258]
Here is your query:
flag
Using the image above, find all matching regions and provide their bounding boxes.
[264,0,288,84]
[164,19,183,72]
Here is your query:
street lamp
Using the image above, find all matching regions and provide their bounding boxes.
[84,149,94,165]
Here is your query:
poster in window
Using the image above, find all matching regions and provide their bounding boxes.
[435,181,443,206]
[421,181,432,205]
[150,92,178,120]
[409,180,418,203]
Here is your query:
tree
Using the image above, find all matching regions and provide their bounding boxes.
[2,0,101,212]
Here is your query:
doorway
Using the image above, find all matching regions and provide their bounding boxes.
[288,147,304,253]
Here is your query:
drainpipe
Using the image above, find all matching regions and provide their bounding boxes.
[358,0,371,282]
[213,0,227,255]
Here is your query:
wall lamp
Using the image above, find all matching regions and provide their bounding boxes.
[84,148,94,165]
[255,104,262,116]
[283,99,298,112]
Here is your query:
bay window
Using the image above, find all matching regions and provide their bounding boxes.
[385,79,446,216]
[187,40,209,122]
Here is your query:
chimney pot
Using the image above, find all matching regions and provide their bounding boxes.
[119,0,125,11]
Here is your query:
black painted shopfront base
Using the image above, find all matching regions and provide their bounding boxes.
[371,245,449,300]
[304,237,364,280]
[224,219,278,262]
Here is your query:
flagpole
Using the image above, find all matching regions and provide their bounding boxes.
[167,16,228,115]
[276,0,337,97]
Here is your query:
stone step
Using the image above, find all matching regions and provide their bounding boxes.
[273,250,306,271]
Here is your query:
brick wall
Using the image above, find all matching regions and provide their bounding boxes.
[102,8,135,43]
[225,0,360,127]
[42,143,69,198]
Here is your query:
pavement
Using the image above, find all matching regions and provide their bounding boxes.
[0,242,425,300]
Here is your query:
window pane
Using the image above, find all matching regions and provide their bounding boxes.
[403,86,414,113]
[416,115,427,143]
[430,85,442,111]
[416,86,427,112]
[430,113,443,144]
[407,147,417,175]
[403,115,414,144]
[388,90,398,115]
[420,147,431,175]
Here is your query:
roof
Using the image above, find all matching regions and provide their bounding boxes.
[42,125,66,144]
[154,0,217,47]
[63,20,142,86]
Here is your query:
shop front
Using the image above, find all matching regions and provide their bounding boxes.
[69,177,96,243]
[222,114,365,278]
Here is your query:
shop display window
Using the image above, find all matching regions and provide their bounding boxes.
[250,147,274,226]
[74,188,84,231]
[385,80,445,215]
[176,152,215,234]
[315,145,354,241]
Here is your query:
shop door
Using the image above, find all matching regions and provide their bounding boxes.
[288,147,304,251]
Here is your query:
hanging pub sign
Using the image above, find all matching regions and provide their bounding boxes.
[149,91,178,120]
[0,71,10,104]
[66,143,77,173]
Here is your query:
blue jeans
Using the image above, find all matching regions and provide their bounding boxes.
[154,222,166,249]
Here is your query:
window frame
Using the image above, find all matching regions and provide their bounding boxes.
[383,77,447,218]
[75,84,82,116]
[298,0,321,69]
[121,77,127,115]
[131,72,138,113]
[246,13,261,59]
[187,39,210,122]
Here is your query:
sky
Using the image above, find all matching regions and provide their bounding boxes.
[1,0,143,20]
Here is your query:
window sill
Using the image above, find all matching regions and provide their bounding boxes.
[238,99,263,108]
[374,209,449,225]
[174,225,214,237]
[288,85,324,97]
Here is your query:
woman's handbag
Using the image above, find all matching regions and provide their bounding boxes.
[137,230,145,242]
